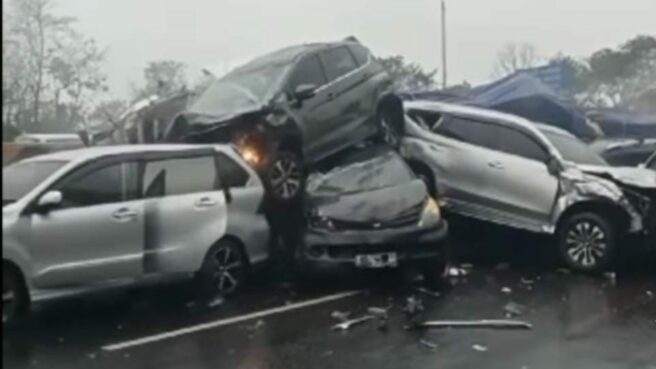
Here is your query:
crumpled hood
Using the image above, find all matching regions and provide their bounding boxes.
[579,165,656,189]
[315,181,427,224]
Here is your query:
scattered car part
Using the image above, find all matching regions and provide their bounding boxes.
[503,302,526,317]
[472,344,489,352]
[331,315,376,331]
[414,287,441,298]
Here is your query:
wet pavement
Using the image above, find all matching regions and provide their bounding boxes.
[3,223,655,369]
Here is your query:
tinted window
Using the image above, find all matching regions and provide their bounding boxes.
[58,162,138,208]
[542,131,607,166]
[435,116,499,150]
[216,153,249,188]
[143,156,218,197]
[288,55,327,91]
[348,44,370,66]
[606,152,651,167]
[498,126,548,162]
[320,47,358,82]
[3,161,67,204]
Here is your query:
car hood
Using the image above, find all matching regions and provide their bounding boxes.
[579,165,656,189]
[313,180,427,224]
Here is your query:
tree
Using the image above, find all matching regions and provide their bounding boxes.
[378,55,438,91]
[493,42,542,78]
[133,60,188,99]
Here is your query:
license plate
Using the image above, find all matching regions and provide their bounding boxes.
[355,252,398,268]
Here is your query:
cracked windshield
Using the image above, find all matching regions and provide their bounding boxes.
[2,0,655,368]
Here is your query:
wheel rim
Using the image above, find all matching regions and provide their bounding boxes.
[565,221,607,268]
[211,246,243,295]
[380,117,399,147]
[269,157,302,200]
[3,280,16,324]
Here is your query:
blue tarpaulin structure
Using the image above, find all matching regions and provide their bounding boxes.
[586,109,656,138]
[470,73,597,139]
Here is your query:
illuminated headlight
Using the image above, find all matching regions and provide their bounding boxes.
[239,145,261,166]
[418,197,441,227]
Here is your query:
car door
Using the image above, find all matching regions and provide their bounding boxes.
[484,125,559,232]
[27,158,144,288]
[427,114,501,218]
[286,54,332,160]
[140,150,227,274]
[315,46,370,158]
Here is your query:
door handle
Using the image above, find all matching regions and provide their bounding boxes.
[195,197,218,208]
[112,208,138,222]
[487,161,504,169]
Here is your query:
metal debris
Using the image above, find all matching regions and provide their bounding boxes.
[472,344,488,352]
[332,315,375,331]
[448,267,468,277]
[414,287,441,298]
[414,319,532,330]
[503,302,526,317]
[419,339,438,351]
[331,310,351,322]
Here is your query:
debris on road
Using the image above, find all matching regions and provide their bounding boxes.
[419,339,438,351]
[332,315,376,331]
[520,277,535,285]
[472,344,488,352]
[414,287,441,298]
[403,295,425,326]
[413,319,532,330]
[331,310,351,322]
[501,287,513,294]
[503,302,526,317]
[604,272,617,286]
[367,306,390,318]
[448,266,468,277]
[207,296,225,308]
[646,290,654,298]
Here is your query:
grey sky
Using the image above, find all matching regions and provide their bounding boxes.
[56,0,656,99]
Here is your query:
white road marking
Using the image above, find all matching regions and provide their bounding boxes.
[102,290,363,352]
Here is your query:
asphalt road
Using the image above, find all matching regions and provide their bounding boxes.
[3,224,655,369]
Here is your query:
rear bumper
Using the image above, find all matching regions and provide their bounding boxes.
[298,221,448,273]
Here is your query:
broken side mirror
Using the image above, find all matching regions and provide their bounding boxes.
[547,157,562,176]
[36,190,62,213]
[293,84,316,105]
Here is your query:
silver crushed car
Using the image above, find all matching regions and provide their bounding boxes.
[2,144,270,324]
[298,146,449,285]
[401,101,655,272]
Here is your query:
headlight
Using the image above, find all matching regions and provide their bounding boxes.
[419,197,441,227]
[239,145,261,166]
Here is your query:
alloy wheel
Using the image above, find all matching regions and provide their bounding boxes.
[269,157,302,200]
[565,221,608,268]
[210,246,244,295]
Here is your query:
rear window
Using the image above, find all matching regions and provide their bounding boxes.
[308,151,415,195]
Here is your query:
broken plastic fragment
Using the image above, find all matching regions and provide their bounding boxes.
[207,296,225,308]
[332,315,375,331]
[472,344,488,352]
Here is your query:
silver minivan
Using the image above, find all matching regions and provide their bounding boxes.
[3,145,270,323]
[401,101,655,272]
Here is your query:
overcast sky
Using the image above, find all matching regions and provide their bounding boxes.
[55,0,656,99]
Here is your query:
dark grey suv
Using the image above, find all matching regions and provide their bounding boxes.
[167,38,403,203]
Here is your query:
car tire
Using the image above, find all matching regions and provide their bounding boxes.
[3,265,29,326]
[266,150,305,204]
[376,106,403,149]
[197,240,248,298]
[557,212,616,273]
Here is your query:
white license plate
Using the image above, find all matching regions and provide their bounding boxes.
[355,252,398,268]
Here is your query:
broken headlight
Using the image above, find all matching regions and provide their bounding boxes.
[418,197,441,227]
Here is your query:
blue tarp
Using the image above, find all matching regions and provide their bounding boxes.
[470,73,597,139]
[586,109,656,138]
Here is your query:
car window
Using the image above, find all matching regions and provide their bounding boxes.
[606,152,651,167]
[408,109,443,131]
[3,160,67,205]
[288,55,327,91]
[143,155,218,197]
[320,46,359,82]
[541,131,608,166]
[216,153,250,188]
[497,126,549,162]
[434,116,500,151]
[348,44,370,66]
[58,162,139,208]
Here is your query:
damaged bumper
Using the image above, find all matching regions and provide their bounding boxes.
[299,220,448,273]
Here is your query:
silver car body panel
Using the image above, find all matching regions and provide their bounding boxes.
[3,144,269,294]
[401,101,650,235]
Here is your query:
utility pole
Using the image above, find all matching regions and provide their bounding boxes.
[441,0,448,89]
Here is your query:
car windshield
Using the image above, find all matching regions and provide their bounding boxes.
[308,151,416,195]
[542,131,608,166]
[188,63,290,118]
[2,160,67,205]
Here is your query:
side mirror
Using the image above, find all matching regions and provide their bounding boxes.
[36,191,62,212]
[546,157,562,176]
[293,84,316,103]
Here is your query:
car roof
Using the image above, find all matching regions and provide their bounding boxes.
[405,100,550,135]
[22,144,228,163]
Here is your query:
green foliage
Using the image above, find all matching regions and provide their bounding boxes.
[378,55,437,91]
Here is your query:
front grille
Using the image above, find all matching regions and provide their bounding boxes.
[329,203,423,230]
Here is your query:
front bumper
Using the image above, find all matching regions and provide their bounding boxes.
[298,220,448,273]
